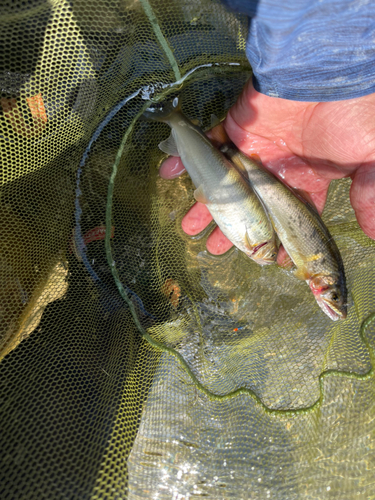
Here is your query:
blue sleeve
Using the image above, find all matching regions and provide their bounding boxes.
[222,0,375,101]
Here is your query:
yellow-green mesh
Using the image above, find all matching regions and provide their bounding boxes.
[1,1,374,499]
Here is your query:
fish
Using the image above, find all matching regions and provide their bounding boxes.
[144,99,277,265]
[222,145,347,321]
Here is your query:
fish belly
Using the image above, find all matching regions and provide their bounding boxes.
[207,201,251,256]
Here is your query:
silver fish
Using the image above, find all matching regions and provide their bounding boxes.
[223,145,347,321]
[144,100,277,265]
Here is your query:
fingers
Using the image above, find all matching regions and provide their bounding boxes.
[350,163,375,240]
[181,203,233,254]
[159,156,186,179]
[181,202,213,235]
[205,226,233,255]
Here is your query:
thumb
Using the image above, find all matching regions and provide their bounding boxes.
[350,163,375,240]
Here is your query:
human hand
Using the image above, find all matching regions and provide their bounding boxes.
[160,79,375,265]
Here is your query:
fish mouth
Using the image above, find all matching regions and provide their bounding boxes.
[309,282,347,321]
[315,297,346,321]
[251,241,277,265]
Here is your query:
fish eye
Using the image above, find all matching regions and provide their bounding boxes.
[330,292,339,302]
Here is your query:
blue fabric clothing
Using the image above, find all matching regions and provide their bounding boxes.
[222,0,375,101]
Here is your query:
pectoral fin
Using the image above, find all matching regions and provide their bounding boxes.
[245,228,256,250]
[158,131,179,156]
[194,185,209,204]
[293,264,312,281]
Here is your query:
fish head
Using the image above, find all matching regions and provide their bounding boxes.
[309,275,347,321]
[250,240,278,266]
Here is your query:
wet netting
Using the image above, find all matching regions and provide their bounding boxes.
[1,1,375,499]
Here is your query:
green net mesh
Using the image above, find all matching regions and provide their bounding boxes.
[1,1,375,499]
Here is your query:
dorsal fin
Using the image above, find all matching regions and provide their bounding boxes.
[210,114,221,128]
[293,263,312,281]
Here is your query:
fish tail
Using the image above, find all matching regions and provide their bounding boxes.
[143,96,180,122]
